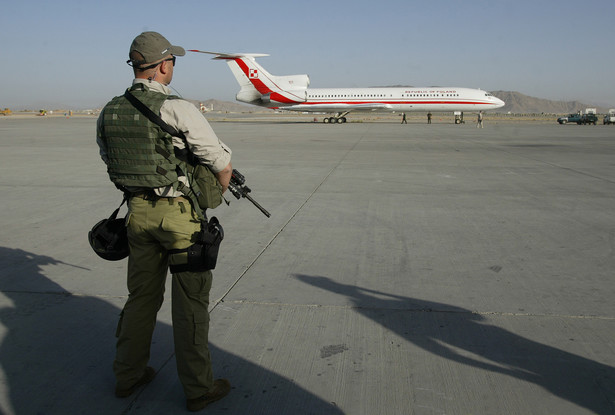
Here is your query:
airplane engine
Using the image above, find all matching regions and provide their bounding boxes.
[236,88,262,104]
[274,74,310,90]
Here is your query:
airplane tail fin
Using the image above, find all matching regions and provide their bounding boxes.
[188,50,309,106]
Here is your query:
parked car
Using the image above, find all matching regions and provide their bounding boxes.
[558,113,597,125]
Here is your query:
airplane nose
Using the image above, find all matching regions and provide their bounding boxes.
[495,97,505,108]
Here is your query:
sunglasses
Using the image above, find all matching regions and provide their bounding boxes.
[127,56,176,70]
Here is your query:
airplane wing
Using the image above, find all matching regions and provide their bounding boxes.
[296,103,394,112]
[351,103,395,110]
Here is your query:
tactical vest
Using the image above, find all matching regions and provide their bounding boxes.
[100,83,224,218]
[100,83,181,189]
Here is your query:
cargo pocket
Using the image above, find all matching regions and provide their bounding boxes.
[193,311,210,345]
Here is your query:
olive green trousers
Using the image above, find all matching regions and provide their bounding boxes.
[113,196,214,399]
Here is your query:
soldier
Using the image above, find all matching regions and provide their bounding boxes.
[96,31,232,412]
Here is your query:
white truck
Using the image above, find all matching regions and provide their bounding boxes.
[603,109,615,125]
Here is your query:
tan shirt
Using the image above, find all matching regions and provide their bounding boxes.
[97,79,232,196]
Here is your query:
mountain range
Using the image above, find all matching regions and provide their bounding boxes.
[491,91,611,114]
[8,91,610,115]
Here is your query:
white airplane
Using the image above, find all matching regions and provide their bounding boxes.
[189,50,505,123]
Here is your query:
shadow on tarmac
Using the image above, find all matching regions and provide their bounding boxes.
[0,247,343,415]
[295,274,615,415]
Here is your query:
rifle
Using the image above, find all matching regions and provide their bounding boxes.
[228,169,271,218]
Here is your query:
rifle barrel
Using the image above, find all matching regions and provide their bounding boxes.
[244,193,271,217]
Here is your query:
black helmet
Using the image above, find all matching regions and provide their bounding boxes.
[88,213,129,261]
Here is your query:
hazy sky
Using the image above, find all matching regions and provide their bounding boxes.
[2,0,614,109]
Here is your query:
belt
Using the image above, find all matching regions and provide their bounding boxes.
[131,192,187,202]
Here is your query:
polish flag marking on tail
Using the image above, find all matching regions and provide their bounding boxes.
[249,69,258,79]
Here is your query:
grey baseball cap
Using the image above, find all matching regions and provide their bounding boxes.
[128,31,185,67]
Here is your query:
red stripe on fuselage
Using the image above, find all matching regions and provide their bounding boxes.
[270,92,299,104]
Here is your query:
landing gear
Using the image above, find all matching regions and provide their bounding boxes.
[323,117,347,124]
[454,111,465,124]
[322,112,350,124]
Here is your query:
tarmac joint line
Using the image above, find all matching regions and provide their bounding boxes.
[223,299,615,321]
[210,127,374,313]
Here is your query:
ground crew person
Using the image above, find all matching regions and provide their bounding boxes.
[96,31,232,412]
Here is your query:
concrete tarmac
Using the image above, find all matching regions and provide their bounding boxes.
[1,116,614,414]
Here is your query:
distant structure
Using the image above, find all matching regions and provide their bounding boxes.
[199,102,213,113]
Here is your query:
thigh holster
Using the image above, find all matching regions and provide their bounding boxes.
[168,217,224,273]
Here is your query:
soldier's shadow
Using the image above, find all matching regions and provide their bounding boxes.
[296,274,615,415]
[0,247,343,415]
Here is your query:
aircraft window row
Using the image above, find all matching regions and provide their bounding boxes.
[307,93,460,98]
[308,94,389,98]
